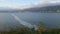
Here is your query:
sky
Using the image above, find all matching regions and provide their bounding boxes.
[0,0,60,9]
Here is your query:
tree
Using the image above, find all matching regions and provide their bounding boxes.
[38,22,45,34]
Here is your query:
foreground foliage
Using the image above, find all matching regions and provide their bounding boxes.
[0,22,60,34]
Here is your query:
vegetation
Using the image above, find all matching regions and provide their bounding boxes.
[0,22,60,34]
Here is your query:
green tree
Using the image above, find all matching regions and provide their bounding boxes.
[38,22,45,34]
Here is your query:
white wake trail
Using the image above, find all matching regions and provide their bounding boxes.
[11,14,37,30]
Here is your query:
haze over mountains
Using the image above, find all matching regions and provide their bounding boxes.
[0,3,60,13]
[22,3,60,13]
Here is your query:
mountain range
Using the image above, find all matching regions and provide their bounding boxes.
[22,4,60,13]
[0,4,60,13]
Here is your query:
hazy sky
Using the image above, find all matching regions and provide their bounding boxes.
[0,0,60,9]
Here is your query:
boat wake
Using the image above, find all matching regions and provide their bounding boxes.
[11,14,37,30]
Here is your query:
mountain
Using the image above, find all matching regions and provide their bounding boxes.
[0,7,21,13]
[22,4,60,13]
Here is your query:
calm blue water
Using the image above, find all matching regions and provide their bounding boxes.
[0,12,60,30]
[15,12,60,28]
[0,13,22,30]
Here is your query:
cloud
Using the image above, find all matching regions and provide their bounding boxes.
[0,0,60,9]
[12,0,60,9]
[0,0,18,2]
[0,0,5,2]
[19,0,60,9]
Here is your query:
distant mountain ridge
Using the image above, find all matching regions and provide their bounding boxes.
[22,5,60,13]
[0,4,60,13]
[0,7,21,13]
